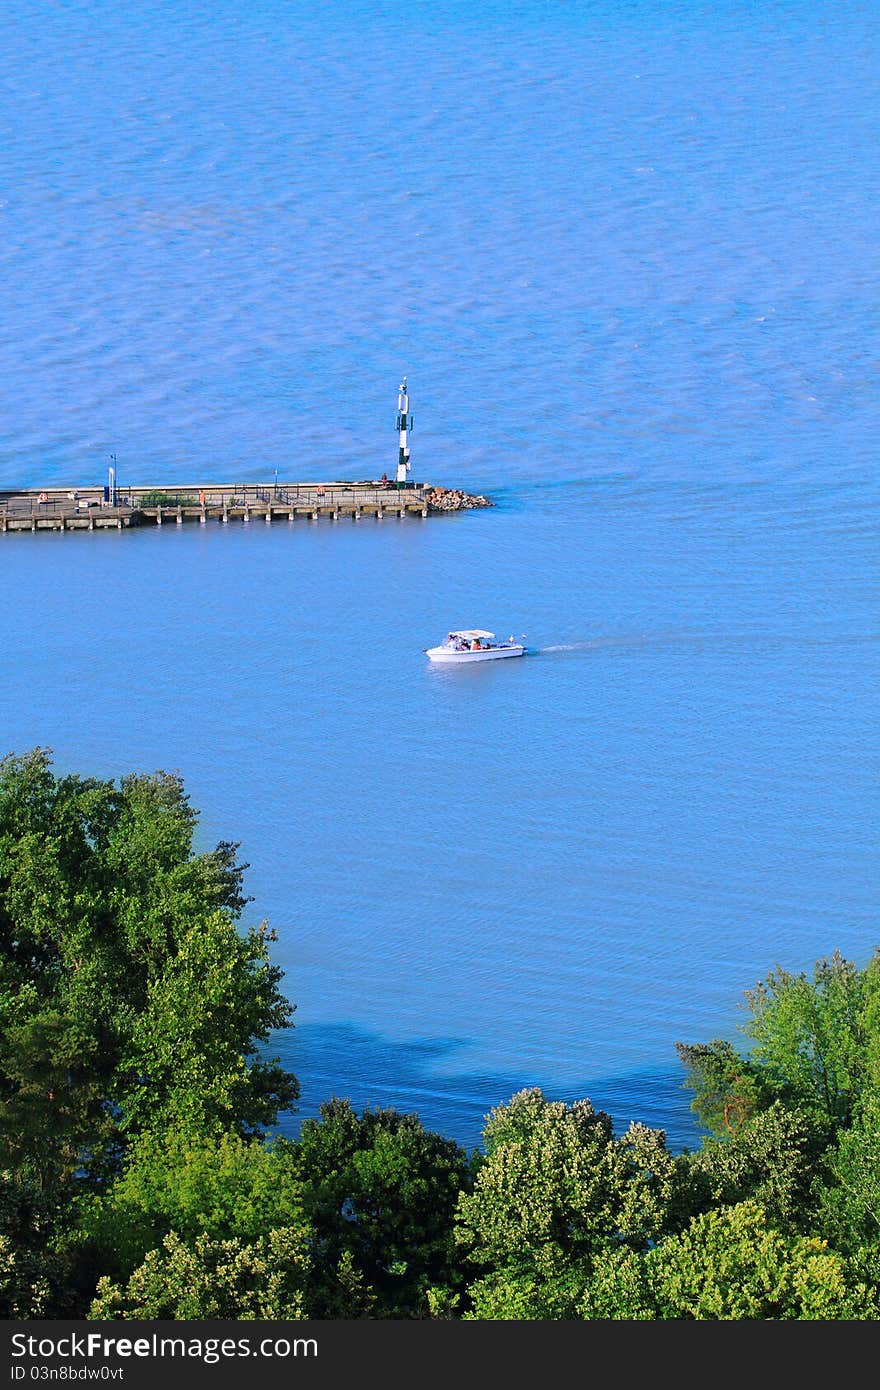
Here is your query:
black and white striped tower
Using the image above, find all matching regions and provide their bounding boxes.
[396,377,412,484]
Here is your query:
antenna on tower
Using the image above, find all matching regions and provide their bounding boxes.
[395,377,412,486]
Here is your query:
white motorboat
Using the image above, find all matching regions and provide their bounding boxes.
[425,629,525,663]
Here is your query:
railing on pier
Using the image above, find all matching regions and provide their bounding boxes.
[0,480,431,532]
[0,480,426,517]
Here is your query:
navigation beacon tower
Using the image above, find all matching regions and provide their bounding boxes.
[396,377,412,484]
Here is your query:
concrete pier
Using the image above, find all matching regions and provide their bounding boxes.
[0,480,445,535]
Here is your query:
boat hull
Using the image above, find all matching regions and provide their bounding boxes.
[425,645,525,663]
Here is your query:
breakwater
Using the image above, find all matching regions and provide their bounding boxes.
[0,482,491,533]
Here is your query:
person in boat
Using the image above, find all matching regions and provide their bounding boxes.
[472,638,482,649]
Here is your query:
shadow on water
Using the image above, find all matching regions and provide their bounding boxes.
[274,1022,703,1154]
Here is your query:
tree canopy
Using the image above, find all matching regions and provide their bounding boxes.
[0,748,298,1197]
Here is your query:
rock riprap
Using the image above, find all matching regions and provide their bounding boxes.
[424,486,492,511]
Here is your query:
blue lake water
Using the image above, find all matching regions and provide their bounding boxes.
[1,1,878,1151]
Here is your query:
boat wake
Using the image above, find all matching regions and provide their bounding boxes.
[537,631,718,656]
[537,629,832,656]
[537,640,603,654]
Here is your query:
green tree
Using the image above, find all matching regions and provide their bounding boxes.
[580,1202,879,1320]
[0,1173,66,1317]
[0,749,298,1194]
[455,1089,679,1320]
[297,1098,472,1318]
[745,951,880,1133]
[76,1129,307,1286]
[89,1227,310,1320]
[816,1084,880,1255]
[673,1039,772,1137]
[681,1101,822,1234]
[678,951,880,1142]
[676,949,880,1282]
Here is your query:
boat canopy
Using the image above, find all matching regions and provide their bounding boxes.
[449,629,495,640]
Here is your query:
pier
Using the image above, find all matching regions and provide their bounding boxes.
[0,481,437,534]
[0,384,492,534]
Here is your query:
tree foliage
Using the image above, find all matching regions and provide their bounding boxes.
[0,1174,66,1318]
[680,1101,821,1233]
[677,950,880,1141]
[0,748,298,1195]
[297,1098,473,1317]
[580,1201,879,1320]
[455,1089,680,1319]
[816,1085,880,1254]
[76,1129,306,1286]
[89,1227,310,1320]
[744,951,880,1134]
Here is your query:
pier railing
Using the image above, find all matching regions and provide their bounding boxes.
[0,481,431,533]
[0,480,425,514]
